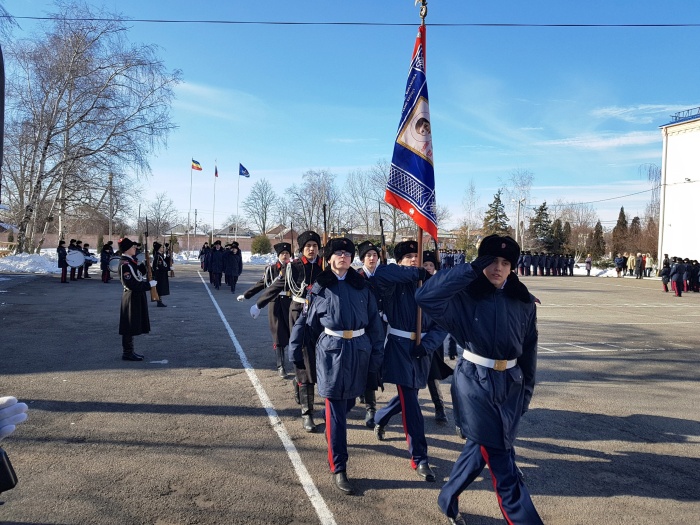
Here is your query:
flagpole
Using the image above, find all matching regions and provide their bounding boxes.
[235,165,240,241]
[188,162,193,258]
[212,161,217,243]
[415,0,428,344]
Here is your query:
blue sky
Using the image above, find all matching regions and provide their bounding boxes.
[10,1,700,231]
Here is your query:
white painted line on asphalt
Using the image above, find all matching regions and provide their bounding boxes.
[198,272,336,525]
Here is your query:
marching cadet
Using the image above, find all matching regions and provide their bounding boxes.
[57,240,68,283]
[209,240,225,289]
[117,237,157,361]
[372,240,447,482]
[355,240,384,427]
[289,237,384,494]
[152,241,170,307]
[224,241,243,293]
[670,257,685,297]
[252,231,324,431]
[238,242,294,377]
[422,250,453,425]
[416,234,543,525]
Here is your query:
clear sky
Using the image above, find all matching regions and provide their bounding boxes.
[9,1,700,231]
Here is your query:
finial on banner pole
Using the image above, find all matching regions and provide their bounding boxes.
[415,0,428,25]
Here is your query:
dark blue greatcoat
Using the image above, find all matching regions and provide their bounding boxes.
[373,264,446,389]
[57,246,67,269]
[208,247,225,273]
[289,268,384,400]
[415,263,538,450]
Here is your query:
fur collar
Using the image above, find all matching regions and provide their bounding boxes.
[315,267,366,290]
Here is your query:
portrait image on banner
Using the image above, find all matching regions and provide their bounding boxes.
[396,96,432,163]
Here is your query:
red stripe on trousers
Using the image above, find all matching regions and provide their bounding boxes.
[326,398,336,472]
[480,446,515,525]
[397,386,417,469]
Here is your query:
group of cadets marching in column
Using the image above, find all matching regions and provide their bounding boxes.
[243,232,544,524]
[199,240,243,293]
[659,254,700,296]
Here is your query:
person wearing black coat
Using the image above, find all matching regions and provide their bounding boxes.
[238,242,293,377]
[416,234,543,525]
[289,238,384,495]
[100,243,111,283]
[669,257,685,297]
[118,237,157,361]
[152,242,170,307]
[208,240,225,289]
[252,230,324,432]
[223,241,243,293]
[57,240,68,283]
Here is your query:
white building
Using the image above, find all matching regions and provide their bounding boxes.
[658,109,700,263]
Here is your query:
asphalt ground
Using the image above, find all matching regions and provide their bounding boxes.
[0,264,698,525]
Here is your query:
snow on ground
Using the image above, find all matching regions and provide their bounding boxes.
[0,250,642,278]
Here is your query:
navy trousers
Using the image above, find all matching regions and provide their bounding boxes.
[325,398,356,473]
[375,385,428,468]
[438,440,543,524]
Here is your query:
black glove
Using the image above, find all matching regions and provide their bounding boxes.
[471,255,495,273]
[410,343,427,359]
[417,267,428,281]
[294,360,306,370]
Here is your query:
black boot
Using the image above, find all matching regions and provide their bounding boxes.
[293,380,300,405]
[299,384,316,432]
[157,301,167,307]
[276,347,287,377]
[364,389,377,428]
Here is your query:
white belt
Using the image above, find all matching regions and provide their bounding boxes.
[462,349,516,372]
[292,295,305,304]
[324,327,365,339]
[279,291,291,297]
[387,326,426,341]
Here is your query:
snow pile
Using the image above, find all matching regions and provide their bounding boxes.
[0,253,60,274]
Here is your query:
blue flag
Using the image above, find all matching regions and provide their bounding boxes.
[239,164,250,178]
[385,25,438,241]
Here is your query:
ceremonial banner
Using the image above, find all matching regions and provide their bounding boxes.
[215,165,218,177]
[239,163,250,178]
[191,159,202,171]
[385,25,438,241]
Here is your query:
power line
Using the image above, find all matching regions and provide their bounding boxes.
[6,16,700,28]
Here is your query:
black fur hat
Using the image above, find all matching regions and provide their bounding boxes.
[297,230,321,251]
[394,240,418,262]
[324,237,355,261]
[423,250,439,268]
[358,240,380,260]
[118,237,136,252]
[274,242,292,256]
[477,234,520,268]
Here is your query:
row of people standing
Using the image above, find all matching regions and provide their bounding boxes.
[660,256,700,296]
[439,249,465,269]
[613,252,656,278]
[56,239,95,282]
[518,251,575,276]
[199,241,243,292]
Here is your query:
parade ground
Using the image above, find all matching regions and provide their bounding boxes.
[1,264,698,525]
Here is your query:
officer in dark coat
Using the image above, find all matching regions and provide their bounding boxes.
[289,237,384,495]
[238,242,293,377]
[373,240,447,482]
[670,257,685,297]
[208,240,225,289]
[57,240,68,283]
[118,237,157,361]
[253,230,324,431]
[416,234,543,525]
[100,242,112,283]
[152,241,170,307]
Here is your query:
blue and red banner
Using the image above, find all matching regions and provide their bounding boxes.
[385,25,438,241]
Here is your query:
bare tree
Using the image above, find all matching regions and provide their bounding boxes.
[558,202,599,258]
[500,168,534,229]
[221,214,251,236]
[284,169,340,234]
[241,178,277,235]
[5,2,180,253]
[342,169,377,235]
[144,193,180,237]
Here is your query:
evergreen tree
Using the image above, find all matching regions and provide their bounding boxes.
[589,220,606,259]
[482,190,510,236]
[562,221,572,252]
[628,216,642,250]
[611,207,628,255]
[550,218,565,252]
[527,202,552,250]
